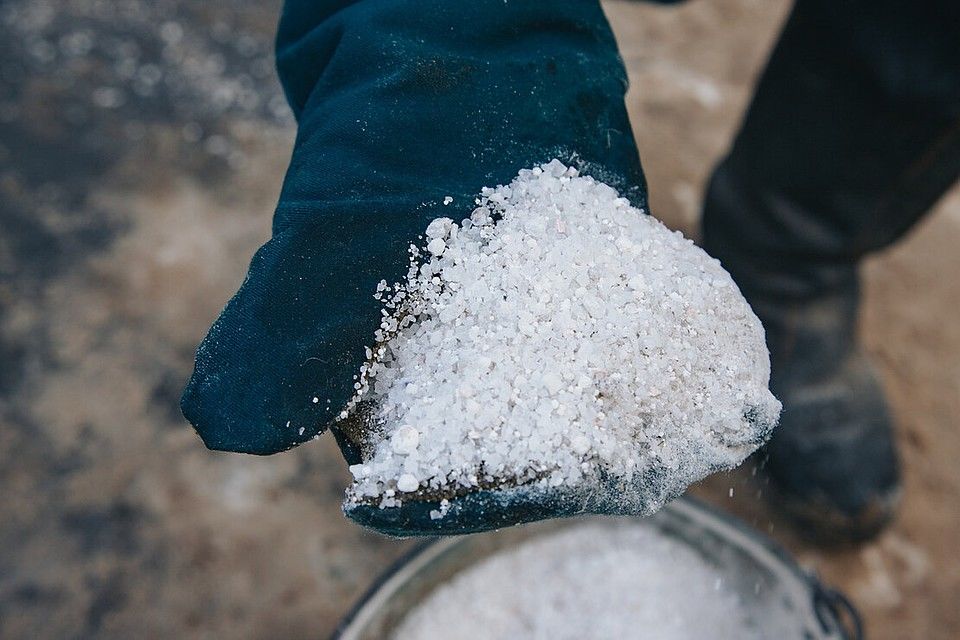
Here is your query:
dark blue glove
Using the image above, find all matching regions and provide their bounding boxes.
[181,0,650,532]
[182,0,646,454]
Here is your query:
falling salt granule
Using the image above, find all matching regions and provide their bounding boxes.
[391,522,761,640]
[341,160,780,511]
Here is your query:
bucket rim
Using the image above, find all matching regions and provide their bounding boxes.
[332,495,861,640]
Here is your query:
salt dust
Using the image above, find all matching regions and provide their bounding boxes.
[391,522,760,640]
[343,160,780,510]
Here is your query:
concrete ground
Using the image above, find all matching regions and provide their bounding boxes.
[1,0,957,638]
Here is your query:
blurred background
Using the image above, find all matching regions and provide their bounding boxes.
[1,0,958,637]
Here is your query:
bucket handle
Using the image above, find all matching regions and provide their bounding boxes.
[812,582,864,640]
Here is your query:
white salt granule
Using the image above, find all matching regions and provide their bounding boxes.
[391,521,760,640]
[397,474,420,493]
[342,160,780,510]
[390,425,421,455]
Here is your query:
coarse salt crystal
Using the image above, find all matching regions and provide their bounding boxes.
[570,434,591,456]
[542,371,564,395]
[390,425,421,455]
[397,473,420,493]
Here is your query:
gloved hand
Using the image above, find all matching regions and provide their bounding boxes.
[182,0,649,533]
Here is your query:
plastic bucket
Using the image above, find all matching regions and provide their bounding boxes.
[334,497,861,639]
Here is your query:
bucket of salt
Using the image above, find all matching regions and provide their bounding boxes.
[334,497,861,640]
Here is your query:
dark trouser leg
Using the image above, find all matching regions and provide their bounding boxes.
[702,0,960,542]
[704,0,960,305]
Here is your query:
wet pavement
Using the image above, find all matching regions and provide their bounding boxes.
[1,1,958,638]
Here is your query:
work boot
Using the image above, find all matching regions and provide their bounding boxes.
[750,286,901,544]
[702,160,902,544]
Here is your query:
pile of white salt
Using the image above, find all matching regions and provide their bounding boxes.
[342,160,779,511]
[391,522,760,640]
